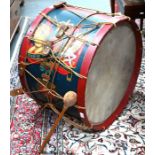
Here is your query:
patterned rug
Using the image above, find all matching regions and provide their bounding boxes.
[42,59,145,155]
[10,29,145,155]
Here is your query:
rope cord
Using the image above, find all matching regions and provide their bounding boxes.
[49,51,87,79]
[25,69,63,99]
[20,12,101,103]
[20,6,117,105]
[64,3,127,17]
[44,12,100,104]
[46,103,91,130]
[64,3,131,21]
[24,18,100,79]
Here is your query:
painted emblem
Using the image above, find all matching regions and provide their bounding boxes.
[27,18,88,81]
[28,22,52,56]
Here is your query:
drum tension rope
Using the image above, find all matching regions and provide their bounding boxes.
[10,1,132,153]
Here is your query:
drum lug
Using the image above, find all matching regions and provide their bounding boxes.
[19,61,27,76]
[56,24,69,38]
[53,1,66,9]
[10,88,24,96]
[66,72,73,82]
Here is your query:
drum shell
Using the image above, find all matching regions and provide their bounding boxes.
[19,5,142,130]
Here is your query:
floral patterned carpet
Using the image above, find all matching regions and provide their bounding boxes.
[10,32,145,155]
[41,59,145,155]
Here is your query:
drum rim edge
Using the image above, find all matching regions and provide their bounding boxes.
[18,5,142,131]
[77,19,142,130]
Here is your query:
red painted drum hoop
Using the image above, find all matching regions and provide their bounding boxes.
[77,19,142,130]
[19,5,142,131]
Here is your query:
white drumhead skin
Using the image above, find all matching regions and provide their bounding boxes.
[85,23,136,124]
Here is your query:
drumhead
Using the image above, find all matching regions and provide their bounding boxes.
[85,23,136,124]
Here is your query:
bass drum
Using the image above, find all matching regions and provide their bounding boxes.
[19,2,142,131]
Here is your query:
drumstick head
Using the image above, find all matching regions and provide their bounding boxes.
[63,91,77,108]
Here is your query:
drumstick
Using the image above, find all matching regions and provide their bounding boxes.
[40,91,77,153]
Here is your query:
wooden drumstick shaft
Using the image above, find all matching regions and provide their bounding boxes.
[40,106,67,153]
[40,91,77,153]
